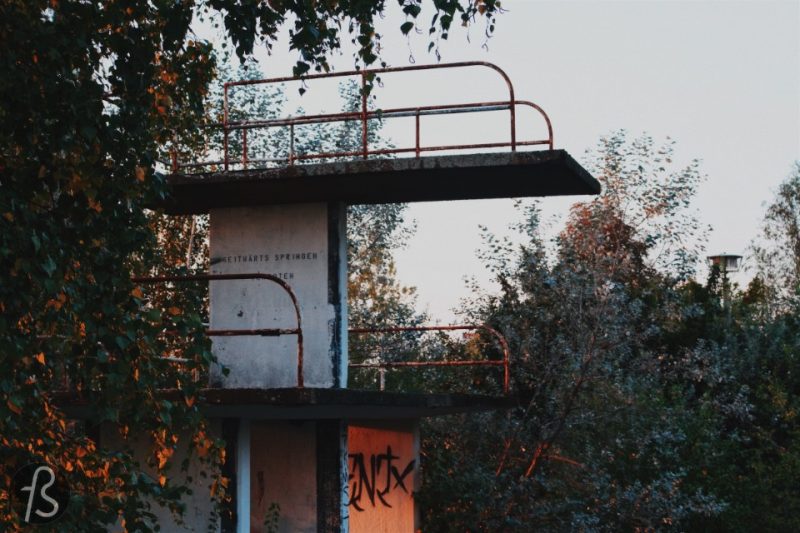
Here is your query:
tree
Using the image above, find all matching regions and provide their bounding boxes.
[0,1,502,529]
[676,162,800,532]
[750,162,800,304]
[418,132,723,531]
[415,140,800,533]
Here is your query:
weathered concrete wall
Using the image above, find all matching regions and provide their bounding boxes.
[209,203,347,389]
[347,421,420,533]
[249,421,317,533]
[101,420,223,532]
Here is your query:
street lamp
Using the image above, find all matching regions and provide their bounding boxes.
[707,253,742,322]
[707,253,742,274]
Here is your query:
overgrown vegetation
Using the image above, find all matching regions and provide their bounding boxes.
[414,134,800,532]
[2,0,797,530]
[0,1,497,529]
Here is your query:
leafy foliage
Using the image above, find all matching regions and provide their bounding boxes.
[203,0,504,78]
[0,1,224,529]
[416,143,800,532]
[751,162,800,304]
[578,131,708,280]
[418,132,725,531]
[0,0,498,529]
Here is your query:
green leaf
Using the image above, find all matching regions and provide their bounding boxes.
[293,61,310,77]
[42,256,56,275]
[403,4,422,17]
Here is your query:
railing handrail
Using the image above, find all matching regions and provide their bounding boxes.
[171,61,554,173]
[132,272,306,387]
[348,324,511,394]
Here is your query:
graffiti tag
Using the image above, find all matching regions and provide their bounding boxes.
[347,446,415,511]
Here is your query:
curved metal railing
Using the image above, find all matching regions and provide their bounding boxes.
[131,273,306,387]
[348,324,511,394]
[171,61,553,173]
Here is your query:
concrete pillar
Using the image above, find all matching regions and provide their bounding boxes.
[208,203,347,389]
[247,420,349,533]
[317,420,350,532]
[236,420,251,533]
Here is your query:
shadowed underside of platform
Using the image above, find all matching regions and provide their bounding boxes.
[55,388,517,420]
[164,150,600,214]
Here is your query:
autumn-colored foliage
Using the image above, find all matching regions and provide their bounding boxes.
[0,1,503,528]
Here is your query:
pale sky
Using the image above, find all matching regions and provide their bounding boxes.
[205,0,800,321]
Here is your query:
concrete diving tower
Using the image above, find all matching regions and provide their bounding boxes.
[157,61,598,533]
[104,62,602,532]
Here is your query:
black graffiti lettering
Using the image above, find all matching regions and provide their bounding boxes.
[392,460,415,493]
[375,446,398,507]
[348,453,374,511]
[348,446,415,511]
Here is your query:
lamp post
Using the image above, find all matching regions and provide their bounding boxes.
[707,253,742,275]
[707,253,742,323]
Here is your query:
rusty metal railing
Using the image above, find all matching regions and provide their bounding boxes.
[131,273,306,387]
[171,61,554,173]
[348,324,510,394]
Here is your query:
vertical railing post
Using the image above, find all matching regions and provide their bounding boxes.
[509,97,517,152]
[242,129,248,170]
[490,63,519,153]
[415,108,421,158]
[223,83,230,171]
[289,123,295,166]
[296,328,304,388]
[361,71,368,159]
